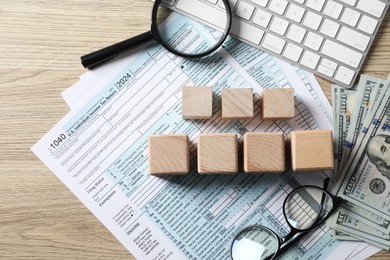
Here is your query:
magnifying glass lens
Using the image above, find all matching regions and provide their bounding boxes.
[231,226,279,260]
[154,0,230,57]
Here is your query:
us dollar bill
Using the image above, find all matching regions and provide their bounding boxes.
[336,76,390,219]
[340,201,390,233]
[332,85,357,179]
[339,75,387,175]
[330,208,390,247]
[333,229,360,241]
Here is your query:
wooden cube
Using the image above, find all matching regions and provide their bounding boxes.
[198,133,238,174]
[182,86,213,119]
[148,134,189,175]
[288,130,334,172]
[243,132,285,173]
[262,89,295,120]
[221,88,253,120]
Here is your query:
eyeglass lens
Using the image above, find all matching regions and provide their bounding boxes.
[231,226,279,260]
[284,187,333,230]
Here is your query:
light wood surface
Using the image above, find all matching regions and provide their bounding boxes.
[0,0,389,259]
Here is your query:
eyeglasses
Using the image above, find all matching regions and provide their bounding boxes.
[81,0,232,69]
[230,178,343,260]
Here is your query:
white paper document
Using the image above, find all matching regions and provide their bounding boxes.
[33,14,378,259]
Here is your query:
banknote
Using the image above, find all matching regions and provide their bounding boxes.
[332,85,357,179]
[333,229,360,241]
[330,208,390,247]
[336,80,390,219]
[334,228,390,250]
[340,200,390,233]
[338,75,386,175]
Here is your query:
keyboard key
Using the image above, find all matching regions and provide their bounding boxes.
[306,0,326,12]
[219,0,238,9]
[323,0,343,19]
[287,24,307,43]
[318,65,335,77]
[319,58,337,77]
[304,32,324,51]
[262,33,286,54]
[286,3,306,23]
[251,0,269,7]
[335,66,355,85]
[321,58,338,70]
[358,15,378,35]
[270,16,289,35]
[339,0,357,6]
[236,1,255,20]
[293,0,305,4]
[337,26,370,52]
[206,0,219,4]
[253,9,272,28]
[283,43,303,62]
[231,18,265,44]
[341,7,360,27]
[320,19,340,38]
[321,39,363,68]
[357,0,386,18]
[301,50,320,69]
[303,11,322,30]
[269,0,288,15]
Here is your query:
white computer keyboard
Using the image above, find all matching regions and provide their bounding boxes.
[164,0,389,88]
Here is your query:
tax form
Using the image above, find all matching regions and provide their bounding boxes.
[33,13,378,260]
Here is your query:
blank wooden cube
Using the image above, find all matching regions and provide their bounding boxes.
[148,134,189,175]
[222,88,253,120]
[289,130,334,172]
[243,132,285,173]
[198,133,238,174]
[182,86,212,119]
[262,89,295,120]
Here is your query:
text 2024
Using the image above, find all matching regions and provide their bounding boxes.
[115,73,132,89]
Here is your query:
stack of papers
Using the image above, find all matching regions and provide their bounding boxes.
[32,13,380,259]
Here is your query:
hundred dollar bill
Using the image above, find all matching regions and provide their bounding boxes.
[336,80,390,219]
[339,75,386,174]
[333,229,360,241]
[344,75,386,150]
[331,208,390,246]
[339,201,390,233]
[333,228,390,250]
[332,85,357,179]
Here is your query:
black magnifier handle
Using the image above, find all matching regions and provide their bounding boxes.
[81,31,154,69]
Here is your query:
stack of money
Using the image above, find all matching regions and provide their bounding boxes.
[328,74,390,249]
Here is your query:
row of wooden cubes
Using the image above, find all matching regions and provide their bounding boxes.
[148,130,334,175]
[182,87,295,120]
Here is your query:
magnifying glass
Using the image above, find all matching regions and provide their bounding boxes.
[81,0,232,69]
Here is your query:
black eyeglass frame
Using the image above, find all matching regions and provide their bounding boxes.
[230,178,343,260]
[81,0,232,69]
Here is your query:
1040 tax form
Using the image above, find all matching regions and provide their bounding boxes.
[33,13,378,260]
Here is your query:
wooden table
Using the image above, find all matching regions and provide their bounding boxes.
[0,0,389,258]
